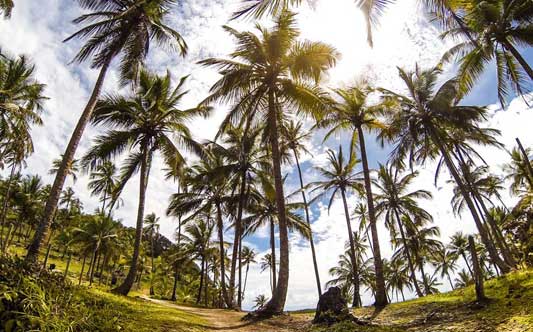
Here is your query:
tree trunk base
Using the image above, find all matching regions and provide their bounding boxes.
[313,287,367,325]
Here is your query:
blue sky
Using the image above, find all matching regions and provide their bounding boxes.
[1,0,532,310]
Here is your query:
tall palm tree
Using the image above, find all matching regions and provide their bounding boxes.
[281,119,322,297]
[504,147,533,195]
[441,0,533,106]
[373,164,432,297]
[208,125,268,308]
[49,156,79,183]
[88,161,118,213]
[454,268,473,288]
[81,70,208,295]
[318,86,389,306]
[200,10,337,314]
[144,213,160,295]
[380,65,509,273]
[27,0,188,263]
[309,146,365,306]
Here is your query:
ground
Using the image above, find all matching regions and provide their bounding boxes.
[103,269,532,332]
[3,243,532,332]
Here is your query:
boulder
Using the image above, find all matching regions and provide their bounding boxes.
[313,287,355,325]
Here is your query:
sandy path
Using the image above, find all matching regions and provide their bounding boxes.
[141,296,311,332]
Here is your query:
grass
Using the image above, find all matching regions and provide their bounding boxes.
[311,269,533,332]
[84,289,208,332]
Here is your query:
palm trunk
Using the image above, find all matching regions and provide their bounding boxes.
[429,128,509,273]
[171,264,179,301]
[113,146,149,295]
[150,230,155,296]
[516,138,533,186]
[204,260,209,307]
[357,127,387,307]
[340,188,361,308]
[447,273,454,290]
[269,218,277,293]
[229,170,247,308]
[503,40,533,80]
[238,233,243,307]
[89,245,98,285]
[394,211,424,297]
[26,59,112,264]
[243,262,250,298]
[197,255,205,304]
[294,150,322,297]
[64,252,72,282]
[79,255,87,285]
[261,90,289,315]
[215,201,230,307]
[0,163,17,248]
[462,252,474,276]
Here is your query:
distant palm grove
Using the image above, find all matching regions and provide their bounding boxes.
[1,0,532,320]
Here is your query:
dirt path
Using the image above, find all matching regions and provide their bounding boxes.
[141,296,311,332]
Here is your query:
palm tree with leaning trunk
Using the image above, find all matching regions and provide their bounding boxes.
[199,10,337,315]
[309,146,365,307]
[379,65,510,274]
[88,161,119,213]
[26,0,188,264]
[81,70,209,295]
[281,119,322,298]
[144,213,160,296]
[317,86,389,307]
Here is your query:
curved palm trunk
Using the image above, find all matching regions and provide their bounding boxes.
[215,201,231,308]
[243,262,250,299]
[26,59,112,264]
[113,148,149,295]
[429,128,509,273]
[261,91,289,315]
[340,188,361,308]
[229,170,247,308]
[269,218,277,293]
[393,211,424,297]
[357,127,387,307]
[294,151,322,297]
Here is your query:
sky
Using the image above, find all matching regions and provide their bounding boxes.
[1,0,532,311]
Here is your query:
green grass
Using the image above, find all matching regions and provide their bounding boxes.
[84,289,207,332]
[312,269,533,332]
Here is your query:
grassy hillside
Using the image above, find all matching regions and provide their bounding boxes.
[310,269,533,332]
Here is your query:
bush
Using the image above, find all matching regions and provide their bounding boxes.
[0,255,120,331]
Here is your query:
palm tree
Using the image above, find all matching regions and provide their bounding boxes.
[253,294,269,310]
[441,0,533,106]
[73,215,119,285]
[241,246,257,301]
[167,153,235,307]
[208,125,268,308]
[448,231,473,276]
[49,156,79,183]
[504,147,533,195]
[0,52,46,155]
[387,255,411,302]
[0,0,14,18]
[281,119,322,297]
[309,146,365,306]
[200,10,337,314]
[454,268,473,288]
[81,70,208,295]
[373,164,432,297]
[243,176,311,295]
[380,65,509,273]
[318,86,389,306]
[144,213,160,295]
[88,161,118,213]
[430,247,458,290]
[27,0,188,263]
[260,253,277,293]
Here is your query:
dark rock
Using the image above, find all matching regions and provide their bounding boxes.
[313,287,357,325]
